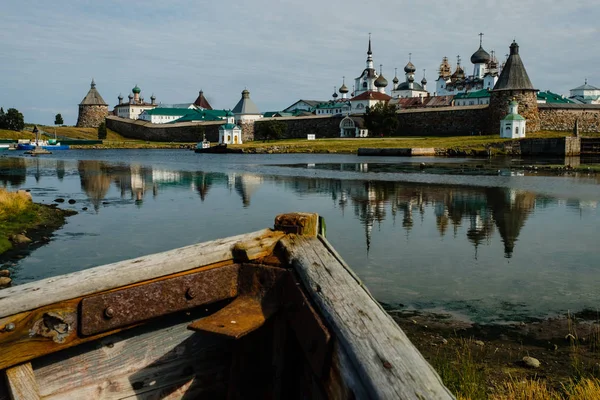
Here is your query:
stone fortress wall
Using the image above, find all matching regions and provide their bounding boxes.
[105,116,222,142]
[106,103,600,143]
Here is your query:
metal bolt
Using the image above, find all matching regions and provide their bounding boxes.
[4,323,15,332]
[186,288,196,300]
[104,307,115,319]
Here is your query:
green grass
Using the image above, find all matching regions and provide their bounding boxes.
[0,189,38,254]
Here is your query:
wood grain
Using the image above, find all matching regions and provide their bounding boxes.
[0,229,274,318]
[33,318,230,400]
[5,363,40,400]
[280,234,455,400]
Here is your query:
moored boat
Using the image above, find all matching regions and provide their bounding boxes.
[17,140,69,151]
[0,144,9,151]
[194,143,243,154]
[0,213,453,399]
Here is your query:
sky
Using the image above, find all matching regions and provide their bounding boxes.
[1,0,598,125]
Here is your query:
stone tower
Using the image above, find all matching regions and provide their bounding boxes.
[489,41,539,132]
[77,79,109,128]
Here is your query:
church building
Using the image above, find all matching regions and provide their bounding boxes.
[435,34,500,96]
[114,85,157,120]
[353,35,381,97]
[391,55,429,99]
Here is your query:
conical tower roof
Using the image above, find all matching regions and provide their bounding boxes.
[493,41,535,91]
[79,79,108,106]
[232,89,261,115]
[194,90,213,110]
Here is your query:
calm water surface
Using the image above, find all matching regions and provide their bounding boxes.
[1,150,599,323]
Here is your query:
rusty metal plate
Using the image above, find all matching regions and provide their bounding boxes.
[80,264,240,336]
[188,264,287,339]
[284,273,332,378]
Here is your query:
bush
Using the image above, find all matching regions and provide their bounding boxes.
[97,121,107,140]
[256,120,286,142]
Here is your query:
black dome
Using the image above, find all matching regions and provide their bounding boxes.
[404,62,416,73]
[375,74,388,87]
[471,46,491,64]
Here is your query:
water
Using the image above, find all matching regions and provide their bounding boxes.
[2,150,600,323]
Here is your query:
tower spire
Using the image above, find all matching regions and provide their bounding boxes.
[479,32,484,47]
[368,33,372,55]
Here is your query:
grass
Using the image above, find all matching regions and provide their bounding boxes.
[0,189,38,254]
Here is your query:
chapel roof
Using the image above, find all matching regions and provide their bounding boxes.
[350,91,392,101]
[194,90,213,110]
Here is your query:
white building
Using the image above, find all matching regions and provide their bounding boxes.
[354,35,380,97]
[569,80,600,104]
[219,110,242,144]
[232,89,263,124]
[339,116,368,137]
[138,108,197,124]
[349,91,392,114]
[435,34,500,96]
[500,100,526,139]
[114,85,157,120]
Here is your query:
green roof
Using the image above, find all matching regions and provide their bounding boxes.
[172,109,228,123]
[315,101,351,110]
[537,91,574,104]
[453,89,491,99]
[219,123,239,130]
[503,114,525,121]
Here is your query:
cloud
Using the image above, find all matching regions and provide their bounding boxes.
[0,0,597,125]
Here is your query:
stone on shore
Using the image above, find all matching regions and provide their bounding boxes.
[522,356,540,368]
[11,234,32,244]
[0,277,11,289]
[0,270,10,277]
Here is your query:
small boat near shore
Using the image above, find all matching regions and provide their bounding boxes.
[0,212,452,399]
[17,139,69,151]
[0,144,9,151]
[194,142,243,154]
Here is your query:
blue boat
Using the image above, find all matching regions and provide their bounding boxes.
[17,139,69,151]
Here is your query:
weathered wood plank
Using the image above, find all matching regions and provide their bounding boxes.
[280,235,455,400]
[0,229,278,318]
[5,363,40,400]
[0,262,236,371]
[32,318,230,400]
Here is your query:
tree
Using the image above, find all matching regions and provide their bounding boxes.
[3,108,25,131]
[54,113,64,126]
[364,102,399,137]
[97,121,107,140]
[256,120,286,142]
[0,107,5,129]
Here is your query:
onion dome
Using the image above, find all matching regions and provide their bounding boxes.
[128,93,133,100]
[332,91,338,99]
[408,75,415,83]
[471,46,491,64]
[393,75,399,84]
[132,85,141,94]
[150,93,156,101]
[404,61,416,73]
[339,83,349,94]
[421,76,427,85]
[117,93,123,100]
[375,74,388,88]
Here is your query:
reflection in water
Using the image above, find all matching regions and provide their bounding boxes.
[2,158,597,261]
[0,158,27,187]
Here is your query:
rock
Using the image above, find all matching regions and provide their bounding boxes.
[0,277,11,289]
[11,234,31,244]
[68,199,76,204]
[17,190,32,201]
[82,207,88,211]
[522,356,540,368]
[474,340,485,347]
[54,198,65,203]
[0,270,10,277]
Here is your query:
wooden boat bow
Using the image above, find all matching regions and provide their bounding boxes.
[0,213,454,400]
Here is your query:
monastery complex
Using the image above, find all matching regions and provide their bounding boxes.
[78,33,600,142]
